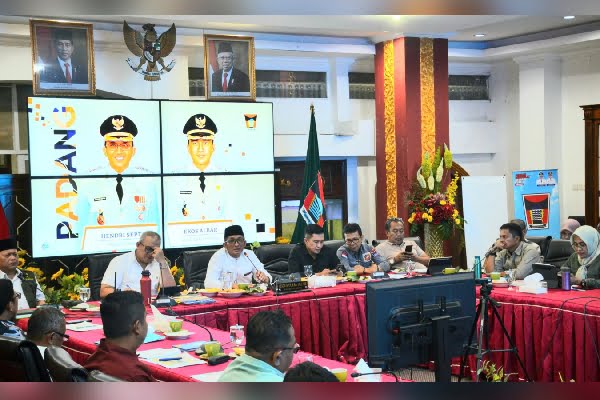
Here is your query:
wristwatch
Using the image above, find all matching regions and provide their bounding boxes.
[581,279,587,289]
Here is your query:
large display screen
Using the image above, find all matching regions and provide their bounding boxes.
[31,176,163,257]
[161,101,274,174]
[163,174,276,248]
[28,97,276,257]
[28,97,161,177]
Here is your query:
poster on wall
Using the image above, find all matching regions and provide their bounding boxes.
[161,101,273,174]
[512,169,560,238]
[28,97,161,177]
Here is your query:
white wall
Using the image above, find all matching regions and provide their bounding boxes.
[561,49,600,218]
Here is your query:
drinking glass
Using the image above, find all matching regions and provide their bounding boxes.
[78,287,91,303]
[229,324,245,345]
[406,260,416,276]
[303,265,313,278]
[221,272,233,290]
[506,269,516,290]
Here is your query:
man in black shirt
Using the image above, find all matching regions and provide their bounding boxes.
[287,224,340,276]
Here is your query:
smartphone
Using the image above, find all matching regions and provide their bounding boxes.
[404,245,413,253]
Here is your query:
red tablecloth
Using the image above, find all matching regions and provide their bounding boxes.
[462,287,600,382]
[171,283,369,363]
[61,318,403,382]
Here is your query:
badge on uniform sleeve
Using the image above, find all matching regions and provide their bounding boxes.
[362,252,372,262]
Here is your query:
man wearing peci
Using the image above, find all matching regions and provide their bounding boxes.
[287,224,340,276]
[204,225,272,289]
[40,29,87,84]
[0,237,46,310]
[99,231,176,299]
[211,42,250,93]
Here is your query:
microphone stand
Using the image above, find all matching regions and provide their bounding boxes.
[350,371,399,382]
[182,316,215,342]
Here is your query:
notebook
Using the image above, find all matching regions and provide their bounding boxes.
[427,257,453,275]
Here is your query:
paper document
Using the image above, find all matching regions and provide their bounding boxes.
[66,321,103,332]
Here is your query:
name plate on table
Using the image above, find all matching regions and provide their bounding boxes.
[274,279,308,294]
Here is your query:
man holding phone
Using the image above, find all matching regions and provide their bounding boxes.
[375,217,430,271]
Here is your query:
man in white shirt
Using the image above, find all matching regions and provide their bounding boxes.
[0,238,45,310]
[100,231,176,299]
[536,171,546,186]
[204,225,272,289]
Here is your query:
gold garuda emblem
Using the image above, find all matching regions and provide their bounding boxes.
[123,21,177,81]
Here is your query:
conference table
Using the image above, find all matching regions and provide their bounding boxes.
[170,283,370,364]
[165,280,600,382]
[60,316,402,382]
[465,285,600,382]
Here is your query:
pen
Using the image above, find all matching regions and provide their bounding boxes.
[66,319,92,324]
[158,357,183,361]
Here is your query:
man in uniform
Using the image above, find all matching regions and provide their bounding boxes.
[182,113,225,174]
[375,217,430,271]
[211,42,250,94]
[337,223,391,274]
[0,237,45,310]
[484,222,542,280]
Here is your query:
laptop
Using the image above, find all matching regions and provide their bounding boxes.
[427,257,453,275]
[532,263,560,289]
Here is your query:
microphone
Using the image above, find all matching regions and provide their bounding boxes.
[243,251,261,280]
[350,371,399,382]
[183,317,215,342]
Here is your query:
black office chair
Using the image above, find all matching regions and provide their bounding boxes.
[87,252,124,301]
[254,244,295,279]
[0,336,52,382]
[527,236,552,259]
[88,369,125,382]
[44,346,89,382]
[323,239,344,253]
[182,248,219,289]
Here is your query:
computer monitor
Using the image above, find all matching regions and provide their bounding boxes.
[366,273,476,382]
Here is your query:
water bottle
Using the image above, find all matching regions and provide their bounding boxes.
[474,256,482,279]
[140,270,152,306]
[560,266,571,291]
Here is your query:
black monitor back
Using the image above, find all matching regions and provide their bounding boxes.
[365,273,476,370]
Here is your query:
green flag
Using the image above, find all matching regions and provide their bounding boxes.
[291,106,328,244]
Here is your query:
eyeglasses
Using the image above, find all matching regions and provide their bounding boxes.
[225,238,246,245]
[14,292,21,300]
[138,243,156,254]
[279,344,301,354]
[49,331,69,342]
[572,241,587,249]
[345,237,361,244]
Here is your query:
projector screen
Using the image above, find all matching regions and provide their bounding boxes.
[163,174,276,248]
[160,101,274,174]
[27,97,275,258]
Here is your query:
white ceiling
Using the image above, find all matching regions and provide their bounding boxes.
[3,14,600,44]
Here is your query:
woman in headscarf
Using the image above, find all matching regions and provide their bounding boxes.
[563,225,600,289]
[560,219,581,240]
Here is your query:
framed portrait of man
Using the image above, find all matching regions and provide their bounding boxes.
[204,34,255,101]
[30,19,96,96]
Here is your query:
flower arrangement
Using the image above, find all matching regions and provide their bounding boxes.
[477,360,517,382]
[407,144,464,240]
[275,236,291,244]
[18,250,89,304]
[170,265,186,289]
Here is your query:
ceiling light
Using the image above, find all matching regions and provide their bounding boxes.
[474,33,486,38]
[563,16,575,20]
